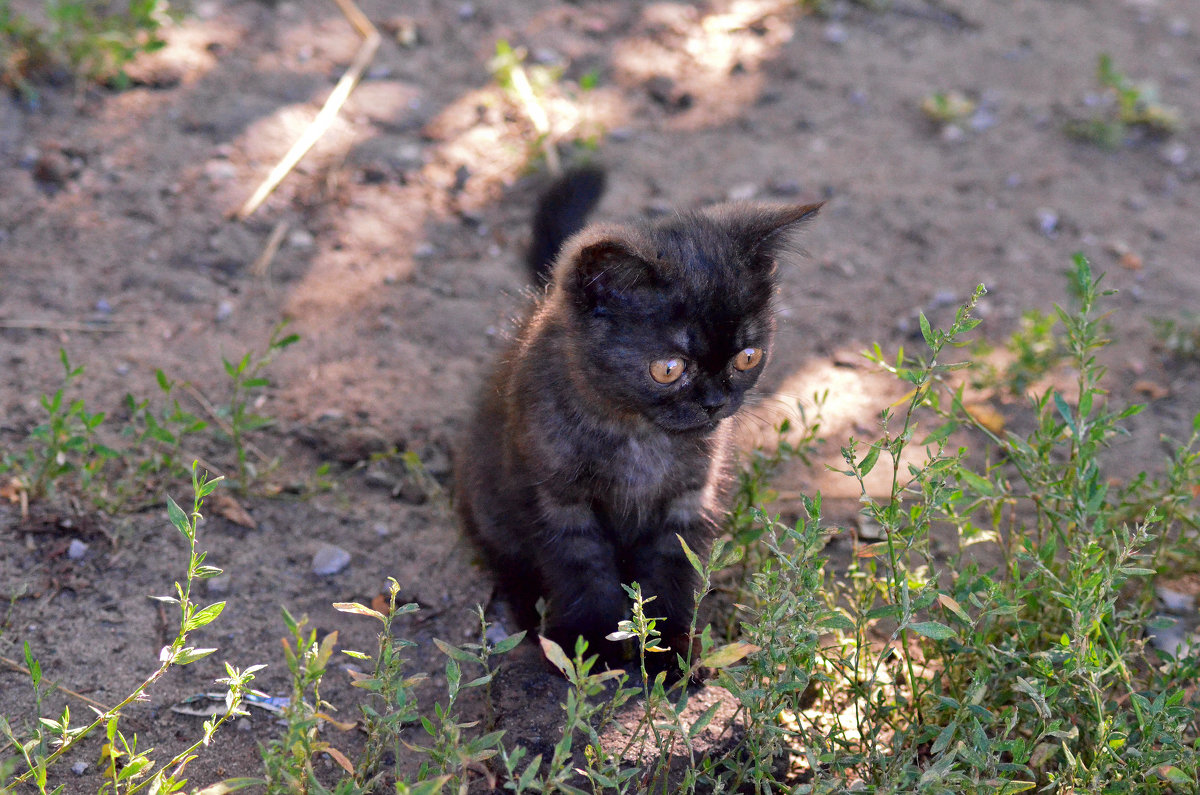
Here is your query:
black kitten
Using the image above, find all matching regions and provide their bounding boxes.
[456,169,820,670]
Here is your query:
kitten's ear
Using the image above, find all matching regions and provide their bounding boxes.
[724,202,823,268]
[563,233,658,311]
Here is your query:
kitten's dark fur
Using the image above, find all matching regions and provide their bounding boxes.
[456,169,820,670]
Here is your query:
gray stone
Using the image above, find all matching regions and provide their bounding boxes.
[312,544,351,576]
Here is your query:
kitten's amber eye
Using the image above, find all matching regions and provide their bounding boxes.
[649,358,686,384]
[733,348,763,371]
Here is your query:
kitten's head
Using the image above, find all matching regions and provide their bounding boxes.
[551,202,821,434]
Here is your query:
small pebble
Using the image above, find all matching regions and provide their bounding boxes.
[727,183,758,201]
[215,300,234,322]
[312,544,351,575]
[373,522,390,536]
[1156,586,1195,615]
[968,107,997,132]
[485,622,511,647]
[1034,207,1059,238]
[204,160,237,181]
[236,717,253,732]
[940,124,965,143]
[928,290,958,310]
[288,228,315,249]
[823,23,848,45]
[1147,614,1195,658]
[67,539,89,560]
[1124,193,1149,212]
[72,762,88,776]
[856,517,884,540]
[95,298,112,314]
[1161,142,1188,166]
[206,574,232,595]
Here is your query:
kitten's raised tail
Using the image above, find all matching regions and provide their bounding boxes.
[527,165,607,285]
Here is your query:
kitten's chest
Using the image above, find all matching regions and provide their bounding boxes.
[588,431,718,519]
[607,436,676,498]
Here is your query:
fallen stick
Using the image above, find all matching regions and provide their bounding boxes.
[0,319,132,333]
[249,220,290,279]
[234,0,381,220]
[181,383,273,466]
[0,655,112,713]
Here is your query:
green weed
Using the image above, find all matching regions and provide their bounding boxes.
[921,90,975,125]
[489,39,606,171]
[1067,54,1181,148]
[0,0,172,98]
[1,324,298,514]
[258,609,352,794]
[1152,312,1200,362]
[220,321,299,491]
[0,464,262,795]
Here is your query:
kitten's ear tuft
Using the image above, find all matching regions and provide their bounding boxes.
[563,233,657,311]
[722,201,823,269]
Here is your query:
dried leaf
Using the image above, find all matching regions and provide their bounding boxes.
[212,493,257,529]
[322,744,355,773]
[0,478,28,520]
[964,402,1006,434]
[699,641,761,669]
[1132,380,1170,400]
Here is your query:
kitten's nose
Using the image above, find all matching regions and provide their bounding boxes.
[700,391,728,416]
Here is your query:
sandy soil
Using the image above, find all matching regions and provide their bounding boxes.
[2,0,1199,790]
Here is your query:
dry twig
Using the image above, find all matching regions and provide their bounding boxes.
[0,655,113,713]
[0,319,131,333]
[249,220,290,279]
[235,0,381,220]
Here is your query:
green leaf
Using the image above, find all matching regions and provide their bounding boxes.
[175,647,218,665]
[957,468,995,497]
[197,473,222,498]
[918,312,935,348]
[815,610,855,632]
[688,701,722,739]
[167,496,190,538]
[1159,766,1194,786]
[490,630,527,655]
[931,721,957,755]
[677,534,703,575]
[907,621,956,640]
[433,638,478,664]
[1053,391,1075,435]
[24,641,41,687]
[193,777,266,795]
[186,602,226,631]
[397,777,453,795]
[857,443,881,477]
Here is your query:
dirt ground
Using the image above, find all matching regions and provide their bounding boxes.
[2,0,1199,790]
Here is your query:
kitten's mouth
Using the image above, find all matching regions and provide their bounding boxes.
[662,417,723,435]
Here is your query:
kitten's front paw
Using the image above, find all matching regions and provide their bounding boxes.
[644,633,711,687]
